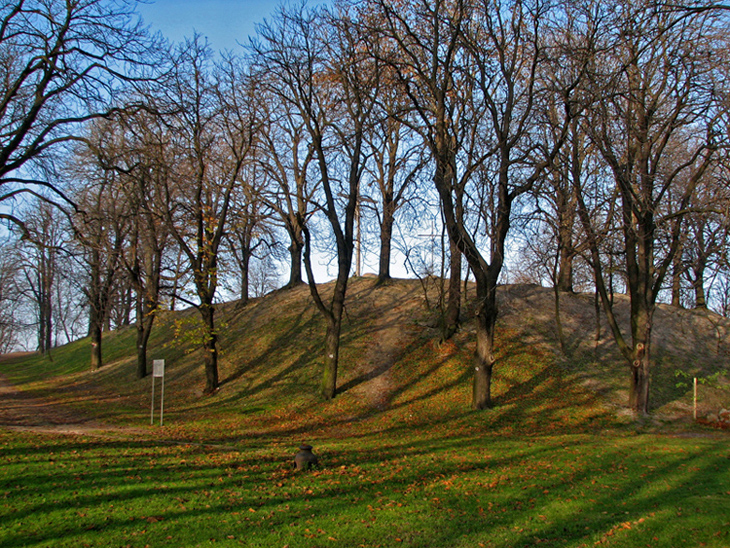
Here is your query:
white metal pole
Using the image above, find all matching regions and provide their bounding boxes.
[150,376,155,425]
[693,377,697,420]
[160,374,165,426]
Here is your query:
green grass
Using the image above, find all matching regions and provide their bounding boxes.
[2,428,729,548]
[1,279,730,547]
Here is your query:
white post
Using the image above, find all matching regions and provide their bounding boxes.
[160,373,165,426]
[693,377,697,420]
[150,376,155,425]
[152,359,165,426]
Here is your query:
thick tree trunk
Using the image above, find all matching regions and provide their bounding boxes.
[556,129,581,294]
[627,278,653,415]
[629,355,651,414]
[555,187,575,293]
[443,239,461,340]
[288,241,304,287]
[135,302,155,379]
[285,222,304,289]
[136,326,148,379]
[553,284,567,354]
[239,251,251,305]
[473,282,497,409]
[39,289,52,354]
[90,317,102,371]
[200,304,219,395]
[321,315,341,400]
[628,340,651,415]
[625,317,653,416]
[321,271,348,399]
[556,245,574,293]
[692,265,707,309]
[378,205,395,283]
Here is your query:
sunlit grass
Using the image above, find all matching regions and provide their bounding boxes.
[2,429,729,548]
[1,279,729,547]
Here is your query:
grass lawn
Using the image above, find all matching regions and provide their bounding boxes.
[2,426,729,548]
[2,280,729,547]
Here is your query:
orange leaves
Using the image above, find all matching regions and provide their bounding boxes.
[475,477,503,490]
[301,527,336,541]
[595,516,650,544]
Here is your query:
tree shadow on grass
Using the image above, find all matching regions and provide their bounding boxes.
[4,427,728,548]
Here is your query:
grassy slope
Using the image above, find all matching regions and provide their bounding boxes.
[1,279,630,436]
[1,278,730,548]
[8,277,727,433]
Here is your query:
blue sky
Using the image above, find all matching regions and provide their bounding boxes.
[135,0,282,52]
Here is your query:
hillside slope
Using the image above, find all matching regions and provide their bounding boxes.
[3,278,730,440]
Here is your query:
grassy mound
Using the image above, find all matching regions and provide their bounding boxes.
[4,278,729,436]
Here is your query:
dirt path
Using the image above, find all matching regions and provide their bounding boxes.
[347,281,423,410]
[0,354,145,437]
[0,373,107,435]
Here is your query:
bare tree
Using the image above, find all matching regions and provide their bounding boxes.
[361,63,428,284]
[158,38,258,394]
[576,1,728,413]
[218,57,274,305]
[0,237,23,352]
[14,200,71,354]
[0,0,159,232]
[71,158,128,370]
[225,160,275,305]
[676,163,730,309]
[253,74,318,290]
[366,0,582,408]
[90,107,173,378]
[253,3,380,399]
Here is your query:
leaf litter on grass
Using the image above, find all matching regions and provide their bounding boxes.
[2,280,730,547]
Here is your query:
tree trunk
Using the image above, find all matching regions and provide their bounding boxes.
[90,315,102,371]
[39,284,52,354]
[473,282,497,409]
[629,341,651,415]
[88,254,104,371]
[626,265,653,415]
[135,296,155,379]
[322,269,348,399]
[285,223,304,289]
[321,315,342,400]
[556,244,574,293]
[553,284,567,354]
[200,304,219,394]
[288,242,303,287]
[378,197,396,284]
[443,238,461,340]
[136,325,148,379]
[239,250,251,306]
[556,124,581,294]
[625,304,654,416]
[692,264,707,309]
[135,294,146,378]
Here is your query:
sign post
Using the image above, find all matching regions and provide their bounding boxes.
[150,359,165,426]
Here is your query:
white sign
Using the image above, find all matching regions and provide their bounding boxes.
[153,359,165,378]
[150,359,166,426]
